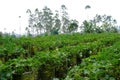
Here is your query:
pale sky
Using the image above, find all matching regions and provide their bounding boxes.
[0,0,120,34]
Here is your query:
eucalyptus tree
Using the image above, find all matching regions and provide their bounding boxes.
[91,14,117,32]
[26,7,54,35]
[85,5,91,20]
[26,5,80,35]
[81,14,118,33]
[34,8,43,35]
[67,19,79,33]
[61,5,70,33]
[81,20,93,33]
[42,6,54,35]
[18,16,21,35]
[26,9,36,35]
[51,10,61,34]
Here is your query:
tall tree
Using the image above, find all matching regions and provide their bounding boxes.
[92,14,117,32]
[42,6,54,34]
[26,9,35,35]
[81,20,93,33]
[51,10,61,34]
[34,8,43,35]
[61,5,70,33]
[85,5,91,20]
[26,7,54,35]
[67,19,79,33]
[26,5,80,35]
[81,14,118,33]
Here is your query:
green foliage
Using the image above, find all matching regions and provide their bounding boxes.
[26,5,80,36]
[65,37,120,80]
[26,6,61,35]
[0,33,120,80]
[67,20,79,33]
[82,20,94,33]
[0,32,2,37]
[81,14,118,33]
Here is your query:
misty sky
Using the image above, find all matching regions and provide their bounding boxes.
[0,0,120,34]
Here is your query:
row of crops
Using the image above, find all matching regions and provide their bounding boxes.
[0,33,120,80]
[65,40,120,80]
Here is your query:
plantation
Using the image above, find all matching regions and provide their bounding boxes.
[0,33,120,80]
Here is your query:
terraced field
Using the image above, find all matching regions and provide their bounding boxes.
[0,33,120,80]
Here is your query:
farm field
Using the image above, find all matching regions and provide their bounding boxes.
[0,33,120,80]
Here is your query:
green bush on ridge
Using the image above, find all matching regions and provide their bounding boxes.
[0,33,120,80]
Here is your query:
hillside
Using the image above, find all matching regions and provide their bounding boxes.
[0,33,120,80]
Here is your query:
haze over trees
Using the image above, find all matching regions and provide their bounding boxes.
[25,5,79,36]
[25,5,118,36]
[81,14,118,33]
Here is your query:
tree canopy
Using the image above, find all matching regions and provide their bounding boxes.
[26,5,118,36]
[81,14,118,33]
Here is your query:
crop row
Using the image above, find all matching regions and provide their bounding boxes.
[0,33,120,80]
[65,41,120,80]
[0,33,119,63]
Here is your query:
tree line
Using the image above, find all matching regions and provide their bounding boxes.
[26,5,118,36]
